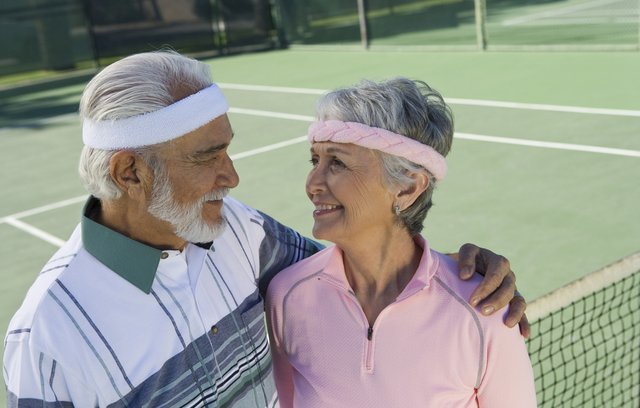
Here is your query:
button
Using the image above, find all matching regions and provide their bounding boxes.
[160,252,169,259]
[211,325,219,335]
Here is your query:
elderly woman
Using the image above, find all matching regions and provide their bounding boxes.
[266,78,537,407]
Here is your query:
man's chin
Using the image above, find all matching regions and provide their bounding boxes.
[176,219,227,244]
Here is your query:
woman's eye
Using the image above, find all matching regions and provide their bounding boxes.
[309,158,318,167]
[331,158,346,168]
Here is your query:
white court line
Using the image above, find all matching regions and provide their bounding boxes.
[445,98,640,117]
[219,83,640,118]
[0,195,88,223]
[228,107,640,157]
[0,133,312,245]
[231,135,308,159]
[0,133,309,226]
[4,218,66,247]
[228,107,314,122]
[503,17,640,26]
[501,0,624,26]
[456,133,640,157]
[4,105,639,245]
[219,83,326,95]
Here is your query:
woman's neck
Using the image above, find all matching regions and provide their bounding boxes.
[340,228,422,326]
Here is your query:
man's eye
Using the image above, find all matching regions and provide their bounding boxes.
[197,154,219,164]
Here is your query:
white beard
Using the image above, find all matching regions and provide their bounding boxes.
[147,172,228,243]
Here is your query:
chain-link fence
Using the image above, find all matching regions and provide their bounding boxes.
[273,0,640,50]
[1,0,638,77]
[0,0,275,76]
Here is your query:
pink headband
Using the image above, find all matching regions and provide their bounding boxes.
[308,120,447,181]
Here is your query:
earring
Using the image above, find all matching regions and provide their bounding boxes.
[394,205,401,216]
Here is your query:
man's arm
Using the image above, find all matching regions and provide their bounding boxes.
[256,210,324,297]
[450,243,530,338]
[4,333,96,407]
[253,207,528,336]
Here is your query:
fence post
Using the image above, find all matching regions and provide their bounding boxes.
[79,0,100,68]
[30,0,75,70]
[356,0,369,49]
[474,0,487,50]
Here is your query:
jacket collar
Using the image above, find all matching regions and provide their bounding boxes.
[320,235,437,300]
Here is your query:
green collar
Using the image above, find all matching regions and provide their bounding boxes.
[81,197,162,294]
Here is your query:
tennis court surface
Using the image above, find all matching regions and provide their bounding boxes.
[1,50,639,406]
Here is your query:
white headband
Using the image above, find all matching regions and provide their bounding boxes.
[82,84,228,149]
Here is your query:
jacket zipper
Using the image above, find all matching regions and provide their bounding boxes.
[365,325,374,372]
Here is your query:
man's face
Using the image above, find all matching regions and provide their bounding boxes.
[147,114,239,243]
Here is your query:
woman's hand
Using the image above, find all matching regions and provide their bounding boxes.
[450,243,530,338]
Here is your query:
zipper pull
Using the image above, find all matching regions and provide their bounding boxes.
[367,326,373,341]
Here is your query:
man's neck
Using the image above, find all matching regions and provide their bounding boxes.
[98,198,187,250]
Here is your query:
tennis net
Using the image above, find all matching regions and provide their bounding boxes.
[527,252,640,408]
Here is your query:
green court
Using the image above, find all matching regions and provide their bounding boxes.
[1,49,639,406]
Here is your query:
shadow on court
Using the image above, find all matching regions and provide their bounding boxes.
[0,73,92,129]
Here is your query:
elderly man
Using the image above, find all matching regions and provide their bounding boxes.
[4,51,526,407]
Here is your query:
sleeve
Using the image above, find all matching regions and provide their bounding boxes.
[475,312,538,407]
[265,284,296,408]
[257,210,323,297]
[4,333,97,407]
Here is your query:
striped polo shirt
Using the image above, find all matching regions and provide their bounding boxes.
[4,196,322,407]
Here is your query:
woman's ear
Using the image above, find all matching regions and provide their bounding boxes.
[395,171,430,211]
[109,151,153,199]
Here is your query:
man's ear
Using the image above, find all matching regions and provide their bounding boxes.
[109,151,153,199]
[395,171,430,211]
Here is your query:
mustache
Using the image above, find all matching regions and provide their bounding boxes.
[202,188,229,202]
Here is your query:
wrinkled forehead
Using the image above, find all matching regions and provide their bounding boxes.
[310,141,378,158]
[161,114,234,157]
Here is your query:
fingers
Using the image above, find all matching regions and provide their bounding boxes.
[459,244,529,335]
[519,313,531,339]
[471,270,516,313]
[457,243,482,280]
[504,293,530,338]
[468,251,512,306]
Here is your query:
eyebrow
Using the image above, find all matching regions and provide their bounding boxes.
[190,132,235,158]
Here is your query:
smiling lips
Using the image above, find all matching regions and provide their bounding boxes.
[313,203,343,216]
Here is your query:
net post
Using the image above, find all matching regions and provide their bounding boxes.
[357,0,370,49]
[474,0,488,50]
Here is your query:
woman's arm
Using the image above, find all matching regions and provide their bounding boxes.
[475,315,537,407]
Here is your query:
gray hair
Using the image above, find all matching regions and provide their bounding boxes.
[78,50,213,200]
[315,77,454,236]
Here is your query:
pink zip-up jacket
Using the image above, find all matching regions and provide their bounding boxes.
[266,236,537,407]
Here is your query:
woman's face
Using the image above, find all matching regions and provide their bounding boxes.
[306,142,396,246]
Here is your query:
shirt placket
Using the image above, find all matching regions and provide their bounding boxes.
[155,250,218,400]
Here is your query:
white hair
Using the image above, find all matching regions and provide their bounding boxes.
[77,50,213,200]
